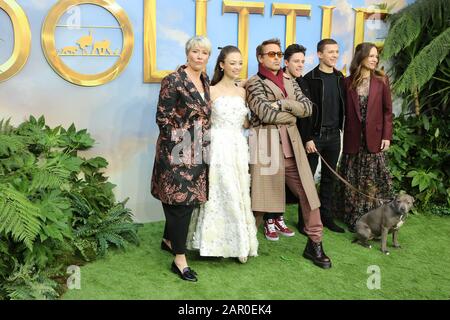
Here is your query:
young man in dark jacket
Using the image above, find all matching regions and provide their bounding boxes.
[285,40,346,234]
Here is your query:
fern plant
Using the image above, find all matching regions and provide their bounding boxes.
[0,184,42,250]
[0,116,142,300]
[73,197,140,257]
[1,261,59,300]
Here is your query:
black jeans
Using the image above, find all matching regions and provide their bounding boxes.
[162,203,195,255]
[299,128,341,225]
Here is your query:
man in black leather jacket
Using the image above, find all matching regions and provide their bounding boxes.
[284,40,346,234]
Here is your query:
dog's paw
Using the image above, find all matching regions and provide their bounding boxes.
[382,250,390,255]
[393,244,402,249]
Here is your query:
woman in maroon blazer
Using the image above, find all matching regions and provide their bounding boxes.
[151,36,212,282]
[337,42,394,231]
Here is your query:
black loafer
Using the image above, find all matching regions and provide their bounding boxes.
[161,241,175,256]
[171,262,198,282]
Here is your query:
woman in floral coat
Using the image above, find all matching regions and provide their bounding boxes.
[151,36,212,282]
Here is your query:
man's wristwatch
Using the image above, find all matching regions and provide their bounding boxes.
[276,100,282,109]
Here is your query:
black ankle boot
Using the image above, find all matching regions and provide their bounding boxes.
[303,239,332,269]
[322,217,345,233]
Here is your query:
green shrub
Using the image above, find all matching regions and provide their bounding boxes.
[0,116,142,300]
[388,113,450,213]
[382,0,450,214]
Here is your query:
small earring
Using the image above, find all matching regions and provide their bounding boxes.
[220,68,224,72]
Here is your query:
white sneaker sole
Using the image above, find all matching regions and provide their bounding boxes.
[265,235,279,241]
[276,230,295,237]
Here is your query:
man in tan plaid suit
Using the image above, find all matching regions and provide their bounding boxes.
[246,38,332,269]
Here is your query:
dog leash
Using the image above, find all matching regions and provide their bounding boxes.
[315,151,392,203]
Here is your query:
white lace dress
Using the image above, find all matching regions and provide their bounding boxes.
[187,96,258,258]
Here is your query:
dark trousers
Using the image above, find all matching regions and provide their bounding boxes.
[162,203,195,255]
[299,129,341,225]
[264,213,282,220]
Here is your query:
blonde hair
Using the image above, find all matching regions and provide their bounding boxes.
[185,36,212,56]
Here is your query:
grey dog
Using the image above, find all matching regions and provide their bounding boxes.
[353,194,415,255]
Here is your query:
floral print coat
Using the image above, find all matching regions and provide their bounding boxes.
[151,65,211,205]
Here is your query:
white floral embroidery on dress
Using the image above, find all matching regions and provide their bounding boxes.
[187,96,258,258]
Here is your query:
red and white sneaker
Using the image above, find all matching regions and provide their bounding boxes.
[274,216,295,237]
[264,219,279,241]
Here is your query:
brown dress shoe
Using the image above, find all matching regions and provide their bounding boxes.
[303,239,332,269]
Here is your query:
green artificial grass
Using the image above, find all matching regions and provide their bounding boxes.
[62,206,450,300]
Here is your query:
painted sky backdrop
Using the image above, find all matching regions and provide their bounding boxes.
[0,0,413,222]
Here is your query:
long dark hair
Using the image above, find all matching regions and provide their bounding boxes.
[350,42,385,89]
[211,45,241,86]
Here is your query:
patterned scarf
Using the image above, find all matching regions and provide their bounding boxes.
[258,64,287,97]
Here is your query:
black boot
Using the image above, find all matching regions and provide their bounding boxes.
[303,239,332,269]
[322,216,345,233]
[297,208,307,236]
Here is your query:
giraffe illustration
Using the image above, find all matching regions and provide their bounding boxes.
[76,30,93,54]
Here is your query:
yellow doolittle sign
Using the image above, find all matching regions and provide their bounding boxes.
[0,0,389,85]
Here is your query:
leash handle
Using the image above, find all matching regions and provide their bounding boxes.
[315,151,391,203]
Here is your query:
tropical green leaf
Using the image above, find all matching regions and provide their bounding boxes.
[0,134,26,156]
[411,174,420,187]
[382,13,421,59]
[0,185,41,250]
[435,128,440,138]
[407,170,418,178]
[394,27,450,94]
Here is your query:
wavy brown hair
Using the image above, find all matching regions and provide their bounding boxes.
[350,42,385,89]
[211,45,241,86]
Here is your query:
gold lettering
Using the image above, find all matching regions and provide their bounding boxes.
[144,0,170,83]
[320,5,335,40]
[0,0,31,82]
[223,1,264,79]
[272,3,311,47]
[144,0,209,83]
[196,0,208,36]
